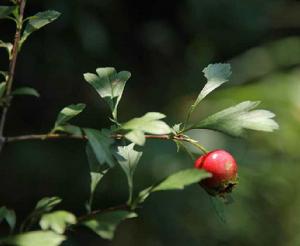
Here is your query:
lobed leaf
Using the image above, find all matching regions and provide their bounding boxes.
[121,112,171,146]
[0,231,66,246]
[82,211,137,240]
[193,101,279,137]
[115,143,143,203]
[187,63,232,118]
[39,211,76,234]
[21,10,61,45]
[84,128,115,167]
[84,67,131,120]
[115,143,143,181]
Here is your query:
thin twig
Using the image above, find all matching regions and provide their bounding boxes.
[6,132,208,154]
[6,133,174,143]
[182,137,208,154]
[77,204,129,222]
[0,0,27,136]
[7,133,87,142]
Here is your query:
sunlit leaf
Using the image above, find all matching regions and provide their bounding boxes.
[122,112,171,146]
[200,63,232,99]
[0,206,16,232]
[115,143,143,204]
[115,143,142,181]
[40,211,76,234]
[84,67,131,120]
[172,123,182,134]
[34,197,62,214]
[54,103,86,128]
[193,101,279,137]
[135,169,211,205]
[20,197,62,233]
[187,63,232,120]
[82,211,137,240]
[21,10,61,45]
[124,130,145,146]
[12,87,40,97]
[89,172,106,195]
[0,231,66,246]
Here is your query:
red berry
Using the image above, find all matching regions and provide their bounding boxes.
[194,149,238,196]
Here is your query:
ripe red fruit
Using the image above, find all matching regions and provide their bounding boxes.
[194,149,238,196]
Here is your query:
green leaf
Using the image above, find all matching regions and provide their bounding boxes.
[34,197,62,214]
[85,171,108,213]
[84,128,115,167]
[12,87,40,97]
[83,68,131,120]
[90,172,106,195]
[0,231,66,246]
[90,172,105,198]
[200,63,231,101]
[172,123,182,134]
[54,103,86,128]
[0,71,7,79]
[185,64,232,125]
[82,211,137,240]
[121,112,171,146]
[0,40,13,59]
[39,211,76,234]
[210,196,227,223]
[135,169,211,205]
[115,143,143,204]
[193,101,279,137]
[124,130,145,146]
[0,206,16,232]
[20,197,62,233]
[115,143,143,184]
[85,144,109,212]
[86,143,102,172]
[0,82,6,98]
[0,6,16,19]
[21,10,61,46]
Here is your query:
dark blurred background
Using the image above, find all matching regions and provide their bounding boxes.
[1,0,300,245]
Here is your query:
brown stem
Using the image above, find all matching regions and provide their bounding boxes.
[7,133,87,142]
[0,0,26,136]
[6,132,208,155]
[6,133,178,143]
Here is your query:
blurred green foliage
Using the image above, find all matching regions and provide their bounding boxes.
[1,0,300,245]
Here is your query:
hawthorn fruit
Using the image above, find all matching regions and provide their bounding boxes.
[194,149,238,196]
